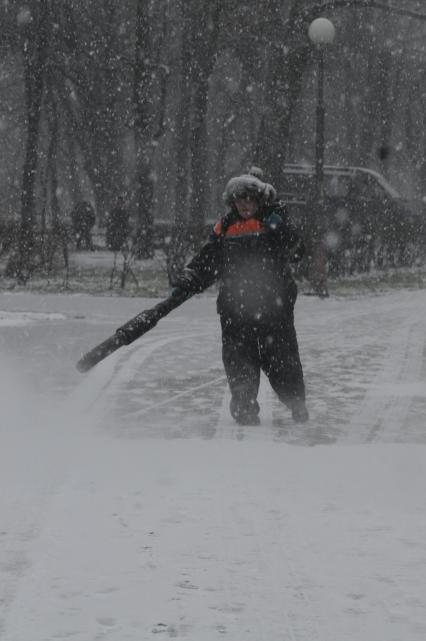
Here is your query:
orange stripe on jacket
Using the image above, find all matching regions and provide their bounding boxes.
[214,218,265,237]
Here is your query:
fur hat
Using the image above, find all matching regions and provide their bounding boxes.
[247,166,264,180]
[223,173,276,207]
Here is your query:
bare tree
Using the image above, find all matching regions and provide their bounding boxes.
[133,0,169,259]
[167,0,193,280]
[59,1,128,224]
[188,0,222,244]
[12,1,50,282]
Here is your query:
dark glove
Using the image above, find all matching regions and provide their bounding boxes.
[169,287,192,305]
[115,309,160,345]
[170,269,203,295]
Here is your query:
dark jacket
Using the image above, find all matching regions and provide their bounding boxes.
[181,201,304,324]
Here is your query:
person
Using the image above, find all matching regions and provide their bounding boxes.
[305,209,329,298]
[171,172,309,426]
[106,196,131,253]
[70,200,96,250]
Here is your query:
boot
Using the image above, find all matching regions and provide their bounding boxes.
[291,399,309,423]
[230,397,260,426]
[234,413,260,426]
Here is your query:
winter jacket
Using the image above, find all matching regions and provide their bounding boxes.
[178,201,304,324]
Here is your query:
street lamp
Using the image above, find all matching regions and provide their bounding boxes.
[308,17,335,202]
[306,17,335,298]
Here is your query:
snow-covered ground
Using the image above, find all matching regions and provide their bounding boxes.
[1,288,426,640]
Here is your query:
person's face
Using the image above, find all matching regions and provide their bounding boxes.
[234,195,259,219]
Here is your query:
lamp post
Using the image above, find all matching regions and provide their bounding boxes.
[308,17,335,202]
[306,17,335,298]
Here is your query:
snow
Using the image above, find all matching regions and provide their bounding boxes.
[0,311,66,327]
[1,289,426,640]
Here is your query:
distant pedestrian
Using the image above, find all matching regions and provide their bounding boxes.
[106,197,131,253]
[70,201,96,251]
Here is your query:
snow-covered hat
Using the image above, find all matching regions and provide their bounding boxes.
[223,173,276,206]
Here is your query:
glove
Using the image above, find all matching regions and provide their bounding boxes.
[170,269,202,294]
[262,182,277,204]
[169,287,191,305]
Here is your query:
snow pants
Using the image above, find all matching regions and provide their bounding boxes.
[221,315,305,420]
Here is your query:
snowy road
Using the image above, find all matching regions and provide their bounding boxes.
[1,290,426,640]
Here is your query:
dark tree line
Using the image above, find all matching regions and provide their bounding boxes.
[0,0,425,281]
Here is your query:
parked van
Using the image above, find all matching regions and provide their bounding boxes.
[278,164,425,274]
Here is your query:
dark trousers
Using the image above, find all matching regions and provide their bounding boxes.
[74,227,94,250]
[221,316,305,419]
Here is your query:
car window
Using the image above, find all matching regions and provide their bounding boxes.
[369,176,387,199]
[324,175,352,198]
[352,174,386,200]
[280,174,314,200]
[281,173,352,199]
[281,167,400,204]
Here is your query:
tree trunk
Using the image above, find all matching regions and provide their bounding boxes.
[255,0,311,186]
[13,0,50,283]
[188,0,221,247]
[133,0,156,259]
[167,0,193,281]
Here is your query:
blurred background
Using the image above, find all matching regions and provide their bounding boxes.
[0,0,425,285]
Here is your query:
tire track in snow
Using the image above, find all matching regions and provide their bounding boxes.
[0,469,56,638]
[0,403,96,636]
[215,456,322,641]
[0,364,71,635]
[296,293,426,446]
[0,329,203,635]
[68,329,204,420]
[369,319,425,443]
[123,373,226,419]
[211,380,320,641]
[98,329,221,435]
[343,319,425,444]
